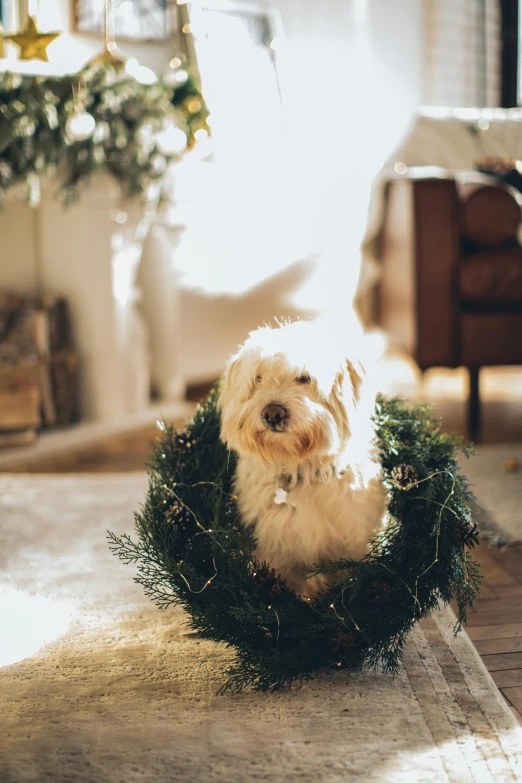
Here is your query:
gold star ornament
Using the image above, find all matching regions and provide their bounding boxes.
[5,16,61,63]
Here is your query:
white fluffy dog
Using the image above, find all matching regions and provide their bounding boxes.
[219,319,386,597]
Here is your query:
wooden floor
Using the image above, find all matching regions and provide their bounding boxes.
[460,541,522,723]
[1,366,522,722]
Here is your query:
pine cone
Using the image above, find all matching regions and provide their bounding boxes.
[391,464,417,489]
[176,431,196,453]
[165,501,192,528]
[455,519,480,549]
[365,580,391,606]
[165,501,193,554]
[254,567,284,601]
[328,629,357,657]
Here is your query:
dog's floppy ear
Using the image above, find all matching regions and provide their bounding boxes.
[218,356,239,410]
[345,358,365,407]
[325,358,365,442]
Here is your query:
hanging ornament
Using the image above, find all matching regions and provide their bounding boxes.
[66,111,96,142]
[5,15,60,62]
[89,0,126,69]
[155,121,187,156]
[65,79,96,142]
[164,0,195,88]
[0,0,5,58]
[125,57,157,86]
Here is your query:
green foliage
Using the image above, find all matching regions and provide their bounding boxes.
[109,388,482,693]
[0,62,208,205]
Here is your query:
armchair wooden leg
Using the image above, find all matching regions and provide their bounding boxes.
[468,367,481,441]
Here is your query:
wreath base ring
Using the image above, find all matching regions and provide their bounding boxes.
[109,388,482,693]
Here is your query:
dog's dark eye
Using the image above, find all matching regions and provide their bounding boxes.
[296,374,311,385]
[256,374,262,383]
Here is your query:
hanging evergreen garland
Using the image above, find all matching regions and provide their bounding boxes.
[109,387,482,693]
[0,61,209,205]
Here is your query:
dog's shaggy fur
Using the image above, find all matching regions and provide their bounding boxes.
[219,319,386,596]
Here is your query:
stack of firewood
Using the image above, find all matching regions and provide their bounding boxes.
[0,292,78,447]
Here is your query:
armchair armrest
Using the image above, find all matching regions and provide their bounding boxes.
[377,176,461,369]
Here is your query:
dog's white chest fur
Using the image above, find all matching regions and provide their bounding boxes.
[234,454,386,595]
[219,318,387,597]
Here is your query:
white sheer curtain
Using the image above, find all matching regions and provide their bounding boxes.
[424,0,500,108]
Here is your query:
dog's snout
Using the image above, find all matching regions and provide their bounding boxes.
[262,403,288,429]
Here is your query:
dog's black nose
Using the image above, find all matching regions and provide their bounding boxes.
[262,403,288,428]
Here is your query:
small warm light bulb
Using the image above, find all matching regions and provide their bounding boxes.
[186,97,202,114]
[182,23,191,34]
[394,161,408,175]
[170,57,182,69]
[194,128,209,142]
[478,118,490,131]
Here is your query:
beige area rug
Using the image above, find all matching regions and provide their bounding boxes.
[1,475,521,783]
[460,445,522,546]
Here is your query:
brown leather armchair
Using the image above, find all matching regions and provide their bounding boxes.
[375,171,522,438]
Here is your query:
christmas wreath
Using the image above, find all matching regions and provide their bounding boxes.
[109,387,482,693]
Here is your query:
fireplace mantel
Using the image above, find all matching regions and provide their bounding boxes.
[0,174,185,422]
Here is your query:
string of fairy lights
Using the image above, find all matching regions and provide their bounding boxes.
[153,456,470,642]
[108,389,482,691]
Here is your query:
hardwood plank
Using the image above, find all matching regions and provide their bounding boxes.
[474,637,522,655]
[467,597,522,613]
[465,610,522,627]
[466,623,522,641]
[490,546,522,584]
[475,582,498,600]
[490,669,522,688]
[484,585,522,600]
[501,686,522,718]
[473,545,517,586]
[481,653,522,671]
